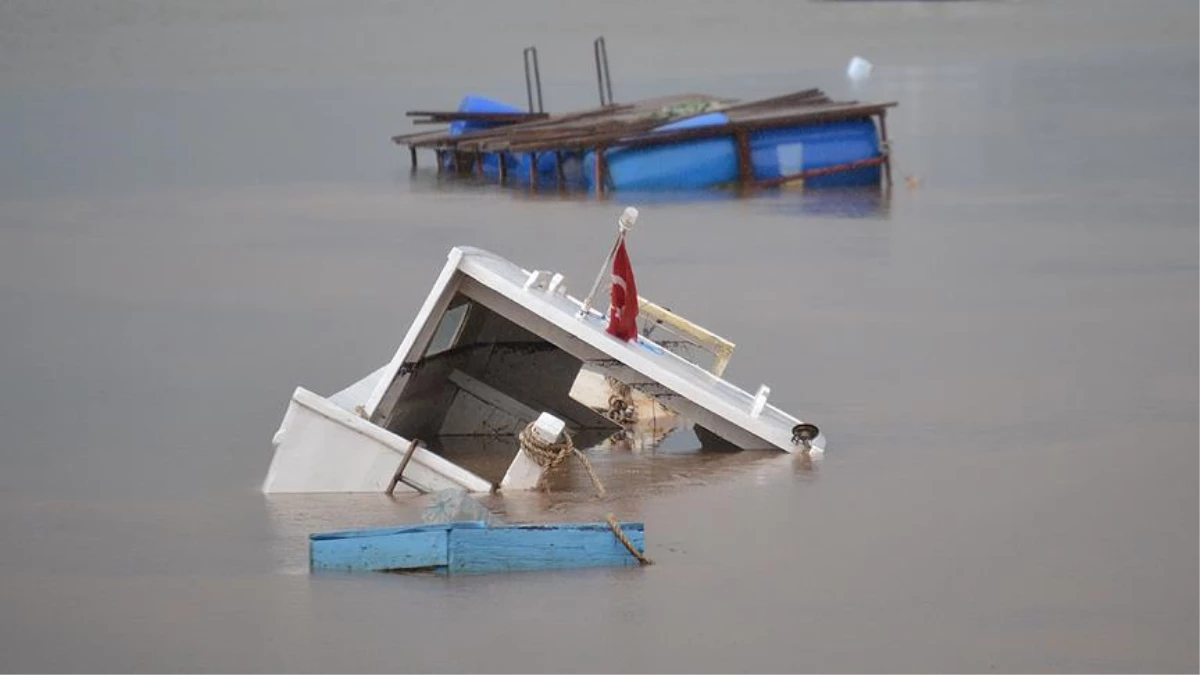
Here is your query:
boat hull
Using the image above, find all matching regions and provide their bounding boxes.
[310,520,647,575]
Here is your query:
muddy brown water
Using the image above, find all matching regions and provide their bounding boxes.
[0,1,1196,672]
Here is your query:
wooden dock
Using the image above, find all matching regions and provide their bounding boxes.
[393,88,898,195]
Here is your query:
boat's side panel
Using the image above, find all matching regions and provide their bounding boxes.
[263,386,494,494]
[447,523,645,575]
[311,529,449,572]
[263,390,411,493]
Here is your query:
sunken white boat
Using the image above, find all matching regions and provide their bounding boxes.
[263,211,826,495]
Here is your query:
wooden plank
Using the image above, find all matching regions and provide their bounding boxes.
[505,102,897,153]
[392,129,456,145]
[636,297,735,376]
[718,88,827,113]
[445,369,542,431]
[406,111,550,122]
[310,526,449,572]
[726,102,882,124]
[399,93,727,150]
[754,156,887,189]
[447,523,645,575]
[395,92,895,156]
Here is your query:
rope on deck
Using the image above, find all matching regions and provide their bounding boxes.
[518,422,606,497]
[606,514,653,566]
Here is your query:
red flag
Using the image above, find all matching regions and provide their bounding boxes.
[606,239,639,341]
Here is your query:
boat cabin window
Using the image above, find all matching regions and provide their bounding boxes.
[425,303,471,357]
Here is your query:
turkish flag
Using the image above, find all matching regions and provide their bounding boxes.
[605,239,639,341]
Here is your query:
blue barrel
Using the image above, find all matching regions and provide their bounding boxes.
[584,113,736,191]
[585,114,882,191]
[444,95,561,181]
[749,118,881,188]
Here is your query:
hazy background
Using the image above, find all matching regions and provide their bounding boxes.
[0,1,1196,672]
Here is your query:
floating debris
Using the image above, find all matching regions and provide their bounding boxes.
[393,38,898,195]
[846,55,874,83]
[421,488,497,525]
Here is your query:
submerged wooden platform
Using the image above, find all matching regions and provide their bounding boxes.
[393,88,898,194]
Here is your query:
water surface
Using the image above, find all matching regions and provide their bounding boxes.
[0,1,1196,672]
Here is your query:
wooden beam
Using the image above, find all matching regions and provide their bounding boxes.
[734,130,752,185]
[594,147,608,198]
[636,297,735,377]
[755,156,887,189]
[879,110,893,186]
[405,111,550,122]
[505,102,898,153]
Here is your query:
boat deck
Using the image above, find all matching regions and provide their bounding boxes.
[364,246,826,454]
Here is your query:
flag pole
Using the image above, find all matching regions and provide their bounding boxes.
[579,207,638,319]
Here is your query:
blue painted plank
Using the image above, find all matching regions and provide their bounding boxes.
[311,529,449,572]
[309,520,487,542]
[447,523,645,575]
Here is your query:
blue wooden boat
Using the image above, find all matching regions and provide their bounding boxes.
[310,520,647,575]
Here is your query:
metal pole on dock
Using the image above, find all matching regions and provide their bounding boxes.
[523,47,544,114]
[594,37,614,106]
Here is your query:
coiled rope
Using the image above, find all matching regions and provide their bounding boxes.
[516,423,651,565]
[518,422,607,497]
